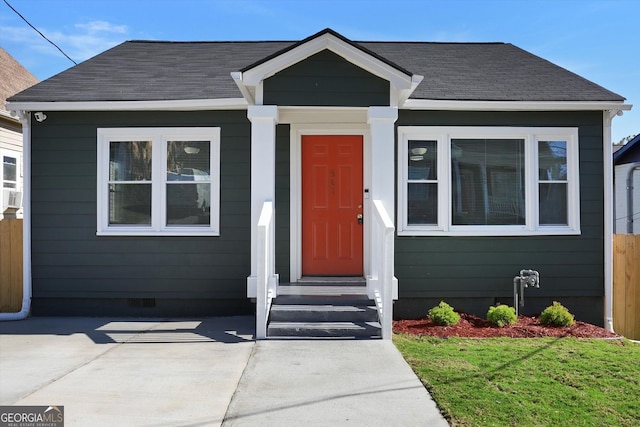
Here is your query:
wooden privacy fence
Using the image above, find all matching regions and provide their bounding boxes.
[613,234,640,340]
[0,218,23,313]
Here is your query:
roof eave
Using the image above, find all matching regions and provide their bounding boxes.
[613,133,640,162]
[0,109,20,122]
[402,99,633,112]
[7,99,631,114]
[6,98,249,112]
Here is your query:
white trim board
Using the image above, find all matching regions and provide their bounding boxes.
[7,99,629,114]
[7,99,248,112]
[403,99,632,112]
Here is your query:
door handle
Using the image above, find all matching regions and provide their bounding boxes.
[357,213,363,224]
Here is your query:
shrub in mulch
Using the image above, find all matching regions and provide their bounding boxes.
[486,304,518,327]
[393,311,621,338]
[427,301,461,326]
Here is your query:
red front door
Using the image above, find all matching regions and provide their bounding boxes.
[302,135,363,276]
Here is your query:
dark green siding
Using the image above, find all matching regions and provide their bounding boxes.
[263,50,389,107]
[30,111,252,315]
[394,111,605,324]
[29,108,607,323]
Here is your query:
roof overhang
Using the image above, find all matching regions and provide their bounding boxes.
[613,133,640,162]
[0,109,20,123]
[6,98,249,112]
[231,29,423,106]
[6,99,631,115]
[403,99,633,112]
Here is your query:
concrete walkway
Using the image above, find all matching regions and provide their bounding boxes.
[0,317,448,426]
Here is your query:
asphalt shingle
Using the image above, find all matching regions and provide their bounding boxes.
[8,38,624,104]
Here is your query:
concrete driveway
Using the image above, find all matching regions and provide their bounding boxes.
[0,316,448,426]
[0,317,254,426]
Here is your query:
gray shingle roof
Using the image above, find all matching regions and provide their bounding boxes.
[8,38,624,103]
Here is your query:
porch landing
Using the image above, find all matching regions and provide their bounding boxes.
[267,279,382,339]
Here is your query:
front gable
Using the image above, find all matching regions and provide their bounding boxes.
[233,28,422,106]
[263,49,389,107]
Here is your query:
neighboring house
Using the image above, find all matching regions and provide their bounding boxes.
[0,47,38,219]
[614,134,640,234]
[6,29,631,336]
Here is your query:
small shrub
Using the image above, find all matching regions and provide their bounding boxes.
[487,305,517,327]
[540,301,575,327]
[428,301,461,326]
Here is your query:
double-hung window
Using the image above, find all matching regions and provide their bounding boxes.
[97,128,220,235]
[398,126,580,236]
[2,154,18,190]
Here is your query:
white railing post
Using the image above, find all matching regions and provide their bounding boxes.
[372,199,395,339]
[256,201,275,340]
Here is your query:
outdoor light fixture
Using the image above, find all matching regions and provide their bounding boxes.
[184,146,200,154]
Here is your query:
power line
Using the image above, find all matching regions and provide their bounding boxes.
[3,0,77,65]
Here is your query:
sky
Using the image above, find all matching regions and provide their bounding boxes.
[1,0,638,143]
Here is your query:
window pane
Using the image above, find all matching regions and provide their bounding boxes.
[452,139,525,225]
[109,141,152,181]
[166,183,211,225]
[539,141,567,181]
[539,183,568,225]
[3,156,17,182]
[408,183,437,225]
[167,141,211,181]
[408,140,437,180]
[108,184,151,225]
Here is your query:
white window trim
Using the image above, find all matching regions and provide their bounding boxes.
[1,149,21,190]
[397,126,580,236]
[97,127,220,236]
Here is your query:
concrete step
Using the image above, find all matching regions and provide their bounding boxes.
[278,284,367,298]
[267,283,381,338]
[269,303,378,322]
[273,294,373,306]
[267,321,382,339]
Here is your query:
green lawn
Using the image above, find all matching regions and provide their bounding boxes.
[394,335,640,427]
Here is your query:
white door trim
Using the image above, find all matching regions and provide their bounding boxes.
[289,123,371,282]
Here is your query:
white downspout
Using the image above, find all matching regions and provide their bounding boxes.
[1,110,31,321]
[603,109,622,333]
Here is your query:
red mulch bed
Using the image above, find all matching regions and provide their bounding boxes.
[393,312,621,338]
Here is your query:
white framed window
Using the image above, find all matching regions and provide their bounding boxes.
[1,149,22,213]
[2,153,18,189]
[97,127,220,236]
[397,126,580,236]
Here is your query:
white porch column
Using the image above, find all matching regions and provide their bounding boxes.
[247,105,279,298]
[368,107,398,223]
[368,106,399,303]
[368,107,398,338]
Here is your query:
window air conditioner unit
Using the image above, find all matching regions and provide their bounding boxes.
[4,190,23,209]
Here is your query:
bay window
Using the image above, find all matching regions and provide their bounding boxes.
[398,127,580,235]
[97,128,220,235]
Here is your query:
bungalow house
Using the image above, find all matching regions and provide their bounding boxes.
[5,29,631,338]
[614,134,640,234]
[0,47,38,219]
